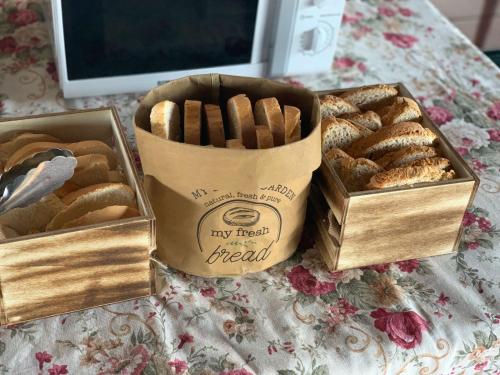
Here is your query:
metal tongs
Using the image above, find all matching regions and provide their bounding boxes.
[0,148,77,214]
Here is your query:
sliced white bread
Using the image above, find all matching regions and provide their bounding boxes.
[338,158,384,192]
[375,145,439,169]
[47,183,136,231]
[255,125,274,149]
[254,97,285,146]
[347,122,438,158]
[367,165,455,190]
[61,205,140,229]
[342,111,382,131]
[5,140,117,171]
[227,94,257,149]
[324,147,354,172]
[381,97,422,126]
[184,100,202,145]
[0,224,19,240]
[203,104,226,147]
[320,95,360,118]
[321,117,372,153]
[0,194,65,235]
[0,133,61,166]
[284,105,301,144]
[150,100,181,141]
[70,154,110,187]
[340,84,398,110]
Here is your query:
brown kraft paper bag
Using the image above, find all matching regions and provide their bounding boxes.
[134,74,320,277]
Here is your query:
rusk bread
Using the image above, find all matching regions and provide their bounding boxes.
[5,140,117,171]
[342,111,382,131]
[0,133,61,166]
[226,139,246,149]
[227,94,257,148]
[367,166,455,190]
[255,97,285,146]
[255,126,274,149]
[405,157,451,169]
[347,122,438,158]
[324,148,353,172]
[320,95,360,118]
[381,97,422,126]
[150,100,181,141]
[321,117,372,152]
[0,224,18,240]
[47,183,136,231]
[340,84,398,109]
[61,205,140,229]
[375,145,439,169]
[184,100,202,145]
[0,194,65,235]
[338,158,383,192]
[70,154,110,187]
[54,181,80,198]
[108,170,126,183]
[203,104,226,147]
[284,105,301,144]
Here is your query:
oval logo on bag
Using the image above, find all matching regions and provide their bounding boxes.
[197,200,282,265]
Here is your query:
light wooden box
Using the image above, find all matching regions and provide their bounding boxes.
[0,108,156,325]
[312,83,479,271]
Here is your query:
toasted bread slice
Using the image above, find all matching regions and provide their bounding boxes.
[0,133,61,166]
[203,104,226,147]
[0,194,65,235]
[255,125,274,149]
[405,157,451,169]
[321,117,372,153]
[320,95,360,118]
[340,84,398,110]
[324,148,354,172]
[367,166,455,190]
[226,139,246,149]
[347,122,438,158]
[47,183,136,231]
[70,154,110,187]
[338,158,384,192]
[255,97,285,146]
[184,100,202,145]
[0,224,19,240]
[61,205,140,229]
[108,170,126,183]
[54,181,80,198]
[150,100,181,141]
[284,105,301,144]
[375,145,439,169]
[5,140,117,171]
[342,111,382,131]
[227,94,257,149]
[381,97,422,126]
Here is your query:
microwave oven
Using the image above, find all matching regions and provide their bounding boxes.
[50,0,345,98]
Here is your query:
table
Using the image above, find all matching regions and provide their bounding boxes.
[0,1,499,374]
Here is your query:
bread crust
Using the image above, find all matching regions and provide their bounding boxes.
[375,145,438,168]
[320,95,360,117]
[340,84,398,109]
[227,94,257,148]
[284,105,301,144]
[338,158,383,192]
[342,111,382,131]
[255,97,285,146]
[367,165,455,189]
[225,139,246,149]
[0,133,61,166]
[184,100,202,145]
[255,125,274,149]
[203,104,226,147]
[405,157,451,169]
[381,97,422,126]
[150,100,181,141]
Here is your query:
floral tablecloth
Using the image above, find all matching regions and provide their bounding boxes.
[0,0,499,374]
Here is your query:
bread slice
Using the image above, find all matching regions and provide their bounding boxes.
[227,94,257,149]
[47,183,136,231]
[108,170,126,183]
[61,205,140,230]
[0,224,19,240]
[367,166,455,190]
[340,84,398,110]
[5,140,117,171]
[150,100,181,141]
[54,181,80,198]
[0,133,61,165]
[255,125,274,149]
[320,95,360,118]
[405,157,451,169]
[226,139,246,149]
[321,117,372,153]
[70,154,110,188]
[375,145,439,169]
[284,105,301,144]
[184,100,202,145]
[347,122,438,158]
[203,104,226,147]
[338,158,384,192]
[0,194,65,235]
[381,97,422,126]
[324,148,354,172]
[342,111,382,131]
[254,97,285,146]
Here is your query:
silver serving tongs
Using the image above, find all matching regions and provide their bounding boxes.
[0,148,77,214]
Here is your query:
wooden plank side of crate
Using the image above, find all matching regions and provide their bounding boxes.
[0,219,152,324]
[336,180,476,270]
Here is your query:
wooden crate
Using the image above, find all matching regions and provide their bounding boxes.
[0,108,156,325]
[312,83,479,271]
